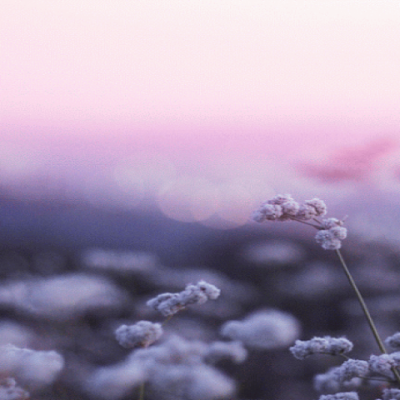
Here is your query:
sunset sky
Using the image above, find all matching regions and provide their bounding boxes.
[1,1,400,224]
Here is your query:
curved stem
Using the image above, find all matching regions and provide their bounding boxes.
[162,314,174,326]
[335,250,386,353]
[291,218,322,229]
[335,249,400,386]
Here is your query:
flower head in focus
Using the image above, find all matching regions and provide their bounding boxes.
[253,195,347,250]
[147,280,221,317]
[115,321,163,349]
[290,336,353,360]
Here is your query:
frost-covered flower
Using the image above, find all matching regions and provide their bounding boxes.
[259,203,284,221]
[305,198,328,217]
[253,195,327,223]
[315,230,343,250]
[0,378,29,400]
[0,344,64,390]
[313,359,368,395]
[297,198,327,220]
[252,195,347,250]
[221,309,300,349]
[252,194,299,222]
[115,321,163,348]
[368,354,397,379]
[382,388,400,400]
[318,393,359,400]
[385,332,400,350]
[314,368,343,393]
[315,218,347,250]
[313,360,369,393]
[86,335,236,400]
[337,359,369,382]
[389,351,400,365]
[147,281,221,317]
[281,199,301,218]
[290,337,353,360]
[204,341,247,364]
[252,208,268,223]
[329,226,348,240]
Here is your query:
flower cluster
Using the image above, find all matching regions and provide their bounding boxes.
[368,353,399,380]
[315,218,348,250]
[0,378,29,400]
[314,366,362,394]
[380,388,400,400]
[252,194,327,223]
[147,280,221,317]
[385,333,400,350]
[291,333,400,400]
[0,344,64,390]
[221,309,300,350]
[337,359,370,382]
[91,335,244,400]
[106,281,256,400]
[115,321,163,349]
[319,393,359,400]
[203,341,248,364]
[253,194,347,250]
[290,336,353,360]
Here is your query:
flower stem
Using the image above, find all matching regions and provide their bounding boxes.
[291,218,322,230]
[335,250,385,353]
[138,382,145,400]
[335,249,400,385]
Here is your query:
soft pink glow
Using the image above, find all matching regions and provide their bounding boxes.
[1,1,400,221]
[2,1,400,128]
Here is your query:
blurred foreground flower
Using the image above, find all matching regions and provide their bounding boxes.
[0,378,29,400]
[221,309,300,350]
[115,321,163,349]
[0,273,128,320]
[318,393,359,400]
[87,335,239,400]
[0,344,64,390]
[82,249,159,275]
[381,388,400,400]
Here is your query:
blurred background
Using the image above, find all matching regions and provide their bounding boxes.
[1,1,400,399]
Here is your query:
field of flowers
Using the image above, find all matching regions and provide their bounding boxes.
[1,193,400,400]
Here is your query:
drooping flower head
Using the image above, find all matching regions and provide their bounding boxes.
[253,195,347,250]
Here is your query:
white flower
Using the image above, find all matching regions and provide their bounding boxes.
[221,309,300,349]
[319,393,359,400]
[147,281,221,317]
[115,321,163,348]
[290,336,353,360]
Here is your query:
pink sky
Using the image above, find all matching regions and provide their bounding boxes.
[1,1,400,224]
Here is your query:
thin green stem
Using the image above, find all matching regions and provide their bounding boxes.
[162,314,174,326]
[335,249,400,386]
[335,249,386,353]
[138,382,145,400]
